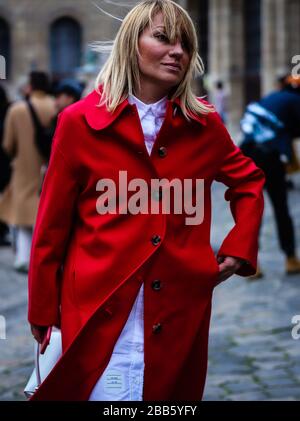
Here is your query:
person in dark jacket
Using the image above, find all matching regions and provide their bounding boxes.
[0,72,56,273]
[38,79,85,194]
[0,85,11,246]
[240,75,300,277]
[54,78,85,114]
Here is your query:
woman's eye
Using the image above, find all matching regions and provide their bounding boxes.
[181,41,189,51]
[180,37,190,51]
[154,33,169,42]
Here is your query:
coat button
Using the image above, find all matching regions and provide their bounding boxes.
[151,280,162,291]
[151,235,161,246]
[104,306,113,317]
[158,146,167,158]
[152,323,162,334]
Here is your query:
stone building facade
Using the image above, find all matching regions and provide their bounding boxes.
[0,0,299,132]
[187,0,300,132]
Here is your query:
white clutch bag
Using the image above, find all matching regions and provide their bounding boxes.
[24,327,62,399]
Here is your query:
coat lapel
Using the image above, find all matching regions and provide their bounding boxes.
[84,86,208,131]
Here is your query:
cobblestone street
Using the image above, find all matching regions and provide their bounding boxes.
[0,173,300,401]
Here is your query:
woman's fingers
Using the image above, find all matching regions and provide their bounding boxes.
[215,256,243,285]
[216,271,232,285]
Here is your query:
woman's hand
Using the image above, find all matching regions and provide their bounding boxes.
[30,323,49,344]
[215,255,245,286]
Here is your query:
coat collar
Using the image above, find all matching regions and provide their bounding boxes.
[84,86,207,130]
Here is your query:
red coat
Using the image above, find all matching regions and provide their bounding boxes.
[28,87,265,401]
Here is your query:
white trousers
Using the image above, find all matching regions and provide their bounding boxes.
[14,226,33,266]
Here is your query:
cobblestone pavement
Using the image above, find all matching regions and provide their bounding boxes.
[0,173,300,401]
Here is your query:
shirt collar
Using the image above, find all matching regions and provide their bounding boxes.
[128,93,168,120]
[84,85,207,131]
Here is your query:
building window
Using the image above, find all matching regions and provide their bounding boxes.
[0,17,11,79]
[243,0,261,106]
[50,16,82,79]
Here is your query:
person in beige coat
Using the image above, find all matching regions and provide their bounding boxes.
[0,72,56,272]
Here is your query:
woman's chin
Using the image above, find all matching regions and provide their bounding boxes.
[155,75,182,89]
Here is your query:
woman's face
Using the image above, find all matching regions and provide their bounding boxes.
[137,12,190,92]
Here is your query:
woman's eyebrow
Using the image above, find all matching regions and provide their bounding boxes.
[153,25,166,31]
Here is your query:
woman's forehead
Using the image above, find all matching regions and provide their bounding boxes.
[150,11,164,25]
[145,13,164,31]
[146,13,186,36]
[140,9,193,49]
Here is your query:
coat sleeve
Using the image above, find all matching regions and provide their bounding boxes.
[214,116,265,276]
[28,110,81,326]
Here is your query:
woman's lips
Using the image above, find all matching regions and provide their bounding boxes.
[161,63,181,71]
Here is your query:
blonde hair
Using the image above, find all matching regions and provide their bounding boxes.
[94,0,214,119]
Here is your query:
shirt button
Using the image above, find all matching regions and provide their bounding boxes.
[136,344,143,352]
[151,235,161,246]
[151,280,162,291]
[158,146,167,158]
[152,323,162,334]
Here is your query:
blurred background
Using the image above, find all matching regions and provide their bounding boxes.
[1,0,300,132]
[0,0,300,402]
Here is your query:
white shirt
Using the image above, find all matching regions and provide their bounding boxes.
[88,93,167,401]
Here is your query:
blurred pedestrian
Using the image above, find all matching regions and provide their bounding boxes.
[213,80,228,124]
[0,85,11,246]
[38,78,85,192]
[48,78,85,152]
[54,78,85,114]
[276,73,289,91]
[0,71,56,273]
[240,75,300,277]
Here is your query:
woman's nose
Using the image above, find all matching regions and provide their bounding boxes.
[169,40,184,57]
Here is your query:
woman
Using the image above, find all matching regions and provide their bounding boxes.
[0,72,56,272]
[28,0,265,401]
[0,86,11,245]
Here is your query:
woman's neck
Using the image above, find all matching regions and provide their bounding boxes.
[133,82,170,104]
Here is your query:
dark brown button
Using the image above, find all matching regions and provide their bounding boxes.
[158,146,167,158]
[152,323,162,334]
[103,306,113,317]
[151,280,161,291]
[151,235,161,246]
